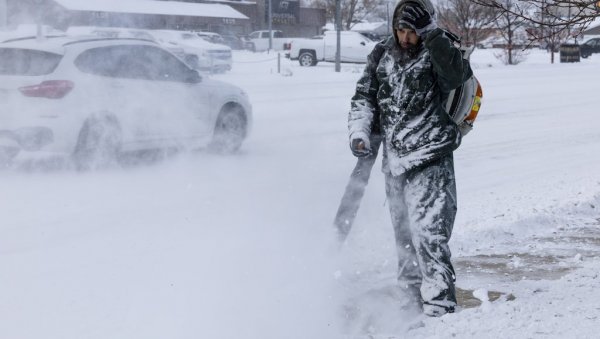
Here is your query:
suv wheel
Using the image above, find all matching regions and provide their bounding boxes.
[209,105,247,154]
[73,114,122,171]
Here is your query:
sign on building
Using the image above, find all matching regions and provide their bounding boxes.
[266,0,299,25]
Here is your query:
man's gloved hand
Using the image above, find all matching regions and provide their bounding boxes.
[401,3,438,36]
[350,138,371,158]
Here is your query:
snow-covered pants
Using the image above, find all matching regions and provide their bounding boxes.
[384,154,457,309]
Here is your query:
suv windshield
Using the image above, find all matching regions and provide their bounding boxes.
[0,48,62,76]
[181,33,200,40]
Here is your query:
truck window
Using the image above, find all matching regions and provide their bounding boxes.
[274,31,283,38]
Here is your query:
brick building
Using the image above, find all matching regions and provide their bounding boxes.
[3,0,325,37]
[166,0,326,37]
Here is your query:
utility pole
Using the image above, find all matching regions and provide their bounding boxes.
[0,0,7,29]
[268,0,273,51]
[335,0,341,72]
[567,0,572,41]
[33,0,44,41]
[386,2,390,36]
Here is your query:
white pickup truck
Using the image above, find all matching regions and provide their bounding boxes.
[287,31,377,66]
[248,30,290,52]
[151,30,233,73]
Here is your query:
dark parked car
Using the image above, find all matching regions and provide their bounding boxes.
[580,38,600,58]
[221,34,245,50]
[236,35,255,51]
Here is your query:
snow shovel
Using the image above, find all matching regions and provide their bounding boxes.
[334,134,382,244]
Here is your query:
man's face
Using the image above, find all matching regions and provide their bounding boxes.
[395,28,420,49]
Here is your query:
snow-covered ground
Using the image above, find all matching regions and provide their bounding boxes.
[1,48,600,338]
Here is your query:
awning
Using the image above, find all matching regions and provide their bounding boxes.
[53,0,249,20]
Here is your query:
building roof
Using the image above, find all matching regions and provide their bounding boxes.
[53,0,249,20]
[582,17,600,35]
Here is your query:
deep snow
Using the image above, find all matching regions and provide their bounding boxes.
[1,47,600,338]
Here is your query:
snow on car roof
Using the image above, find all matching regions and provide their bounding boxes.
[54,0,249,20]
[65,26,157,41]
[151,30,231,50]
[0,36,77,54]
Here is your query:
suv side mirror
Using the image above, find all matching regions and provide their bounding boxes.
[360,41,366,46]
[186,69,202,83]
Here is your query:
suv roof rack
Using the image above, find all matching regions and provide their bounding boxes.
[1,34,67,43]
[62,37,155,46]
[2,35,155,46]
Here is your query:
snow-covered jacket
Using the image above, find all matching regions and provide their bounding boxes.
[348,0,472,176]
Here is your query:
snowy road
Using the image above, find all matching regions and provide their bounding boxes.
[1,49,600,338]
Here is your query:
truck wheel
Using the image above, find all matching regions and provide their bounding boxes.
[298,51,316,66]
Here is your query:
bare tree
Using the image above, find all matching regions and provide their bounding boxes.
[531,1,573,63]
[472,0,600,41]
[493,0,530,64]
[436,0,497,46]
[543,26,570,62]
[494,43,530,64]
[310,0,385,30]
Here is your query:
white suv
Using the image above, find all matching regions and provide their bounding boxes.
[65,26,206,71]
[0,36,252,169]
[151,30,233,73]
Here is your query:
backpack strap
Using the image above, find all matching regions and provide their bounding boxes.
[364,41,388,136]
